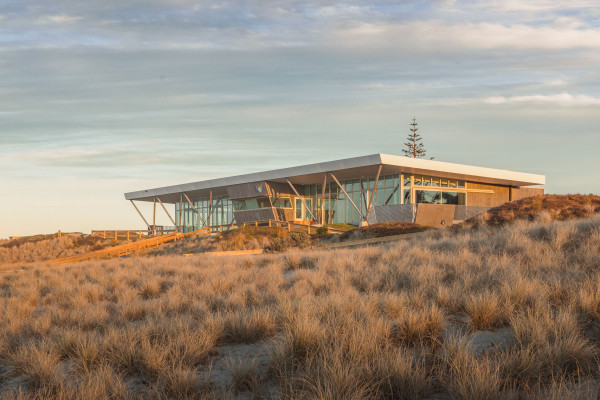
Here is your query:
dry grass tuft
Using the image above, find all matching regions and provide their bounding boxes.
[227,358,262,394]
[441,335,501,400]
[8,342,61,391]
[391,305,445,347]
[465,291,508,331]
[223,309,277,344]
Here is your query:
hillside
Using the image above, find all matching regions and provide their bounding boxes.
[1,215,599,398]
[0,234,122,264]
[467,194,600,227]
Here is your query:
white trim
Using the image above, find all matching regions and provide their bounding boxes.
[125,153,545,202]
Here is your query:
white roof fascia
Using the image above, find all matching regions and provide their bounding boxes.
[124,154,383,201]
[125,153,545,201]
[379,154,546,187]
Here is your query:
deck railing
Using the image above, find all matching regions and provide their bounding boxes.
[90,227,177,240]
[197,220,344,235]
[48,228,209,264]
[48,220,341,264]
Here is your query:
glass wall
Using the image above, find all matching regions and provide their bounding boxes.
[174,172,470,230]
[303,174,401,225]
[175,195,233,233]
[412,175,466,205]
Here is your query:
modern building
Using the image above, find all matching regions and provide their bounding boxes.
[124,154,545,231]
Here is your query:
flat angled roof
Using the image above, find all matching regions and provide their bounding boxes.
[125,153,545,203]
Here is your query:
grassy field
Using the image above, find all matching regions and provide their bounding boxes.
[1,209,599,398]
[0,234,134,264]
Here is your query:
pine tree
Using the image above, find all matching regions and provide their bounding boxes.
[402,118,432,159]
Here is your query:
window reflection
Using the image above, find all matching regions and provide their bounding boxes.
[176,172,470,230]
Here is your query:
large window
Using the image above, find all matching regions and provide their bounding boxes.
[176,195,233,232]
[175,172,473,230]
[415,189,466,205]
[416,190,441,204]
[301,174,401,225]
[232,197,271,211]
[413,175,464,188]
[271,197,292,208]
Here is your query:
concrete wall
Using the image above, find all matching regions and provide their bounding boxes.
[453,205,492,221]
[414,204,456,228]
[369,204,492,226]
[367,204,416,224]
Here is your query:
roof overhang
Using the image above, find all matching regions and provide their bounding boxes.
[125,154,545,203]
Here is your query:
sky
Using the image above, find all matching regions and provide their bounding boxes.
[1,0,599,238]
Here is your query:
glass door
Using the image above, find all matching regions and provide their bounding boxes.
[294,197,314,221]
[295,198,303,220]
[305,198,312,221]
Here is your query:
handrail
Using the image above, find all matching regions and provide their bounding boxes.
[47,227,209,264]
[200,220,344,234]
[47,219,341,264]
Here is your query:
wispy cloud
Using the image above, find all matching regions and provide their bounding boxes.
[483,93,600,106]
[36,15,83,24]
[328,21,600,52]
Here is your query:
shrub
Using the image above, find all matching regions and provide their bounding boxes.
[316,225,329,235]
[263,238,287,253]
[287,232,311,248]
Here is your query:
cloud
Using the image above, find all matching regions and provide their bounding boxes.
[546,79,568,87]
[476,0,599,13]
[36,15,83,24]
[328,21,600,53]
[483,93,600,106]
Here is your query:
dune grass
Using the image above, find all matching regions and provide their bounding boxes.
[0,216,599,398]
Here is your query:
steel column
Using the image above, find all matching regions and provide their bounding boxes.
[365,164,382,220]
[183,193,207,227]
[207,190,213,228]
[156,197,178,231]
[153,198,157,235]
[179,194,183,232]
[329,172,364,220]
[321,173,327,225]
[285,178,317,221]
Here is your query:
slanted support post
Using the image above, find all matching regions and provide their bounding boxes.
[321,174,327,225]
[156,197,178,232]
[179,194,183,232]
[183,193,206,227]
[285,178,317,222]
[329,172,365,220]
[130,200,151,229]
[153,198,157,235]
[365,164,383,220]
[207,190,213,228]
